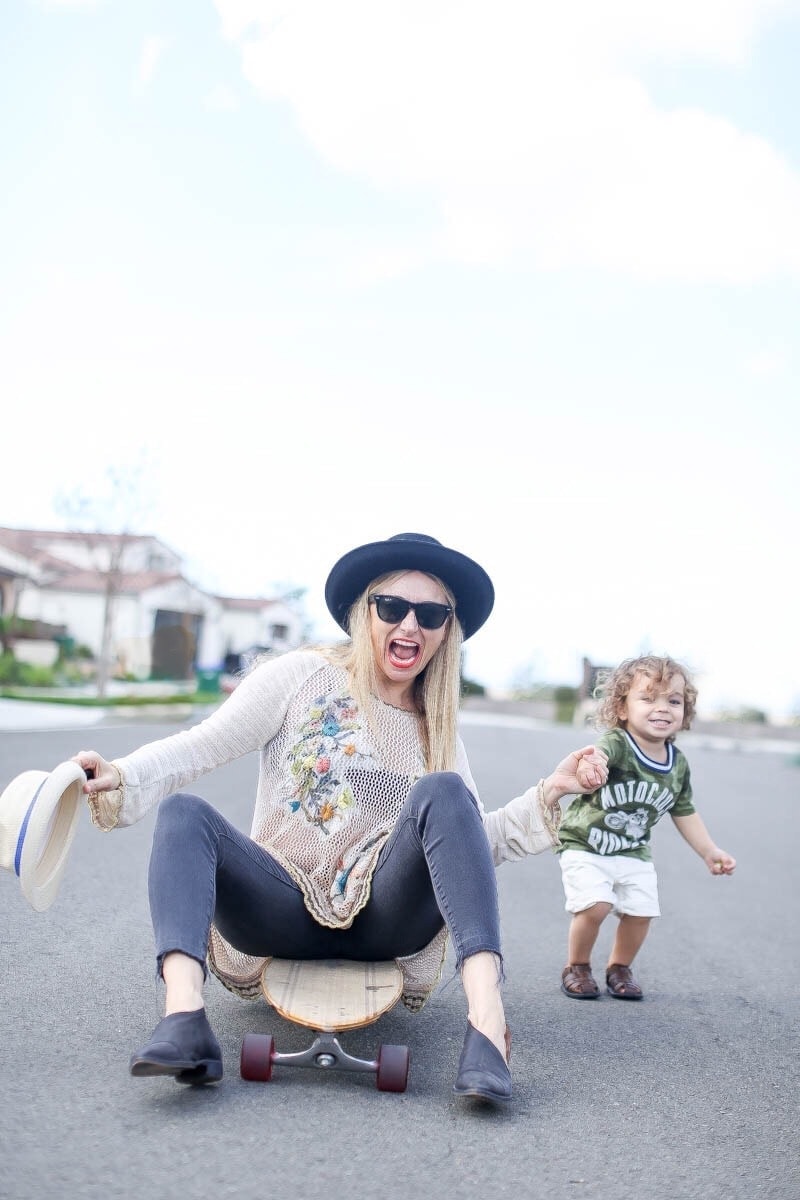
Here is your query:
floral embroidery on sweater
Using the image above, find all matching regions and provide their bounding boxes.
[287,693,369,835]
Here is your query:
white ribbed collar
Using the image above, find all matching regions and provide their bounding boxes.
[622,729,674,773]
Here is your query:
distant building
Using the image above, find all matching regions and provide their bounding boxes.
[573,656,612,726]
[0,526,305,680]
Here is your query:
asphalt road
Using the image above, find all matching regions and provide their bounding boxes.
[1,709,798,1200]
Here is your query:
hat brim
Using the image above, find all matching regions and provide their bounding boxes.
[325,536,494,641]
[17,761,86,912]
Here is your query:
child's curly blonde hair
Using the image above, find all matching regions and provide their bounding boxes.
[593,655,697,739]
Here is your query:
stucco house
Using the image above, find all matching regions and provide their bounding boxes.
[0,526,305,680]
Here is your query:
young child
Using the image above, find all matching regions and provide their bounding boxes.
[557,655,736,1001]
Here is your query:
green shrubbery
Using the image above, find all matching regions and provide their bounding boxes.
[0,642,226,704]
[553,685,578,723]
[0,653,56,687]
[719,706,767,724]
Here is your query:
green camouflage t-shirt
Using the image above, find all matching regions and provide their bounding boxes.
[557,728,696,861]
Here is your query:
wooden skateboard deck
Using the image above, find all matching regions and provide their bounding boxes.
[260,957,403,1032]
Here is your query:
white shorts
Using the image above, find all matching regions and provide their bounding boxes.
[559,849,661,918]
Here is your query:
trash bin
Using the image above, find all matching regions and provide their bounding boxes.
[195,669,222,694]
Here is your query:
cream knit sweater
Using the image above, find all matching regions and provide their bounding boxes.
[91,650,560,1009]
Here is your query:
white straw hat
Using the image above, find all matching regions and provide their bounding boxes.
[0,761,86,911]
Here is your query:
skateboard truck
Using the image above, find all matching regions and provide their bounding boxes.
[240,958,410,1092]
[241,1029,410,1091]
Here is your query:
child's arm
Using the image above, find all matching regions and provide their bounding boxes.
[671,812,736,875]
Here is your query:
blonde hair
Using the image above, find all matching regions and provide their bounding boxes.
[320,570,463,773]
[594,654,697,739]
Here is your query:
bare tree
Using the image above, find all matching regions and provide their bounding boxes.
[54,459,156,699]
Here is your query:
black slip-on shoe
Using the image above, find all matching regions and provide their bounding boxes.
[452,1022,512,1105]
[129,1008,223,1085]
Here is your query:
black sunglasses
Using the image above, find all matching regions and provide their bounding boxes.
[369,594,453,631]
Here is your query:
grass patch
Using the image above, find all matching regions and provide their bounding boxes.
[0,690,223,707]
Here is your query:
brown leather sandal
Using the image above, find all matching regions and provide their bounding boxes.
[561,963,600,999]
[606,963,643,1000]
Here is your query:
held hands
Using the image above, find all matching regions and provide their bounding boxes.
[704,848,736,876]
[543,745,609,808]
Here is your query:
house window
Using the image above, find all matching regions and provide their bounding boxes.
[270,624,289,642]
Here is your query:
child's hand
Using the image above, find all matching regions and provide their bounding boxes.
[546,745,608,804]
[575,746,609,792]
[705,849,736,876]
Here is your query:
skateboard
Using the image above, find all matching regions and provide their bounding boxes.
[239,957,410,1092]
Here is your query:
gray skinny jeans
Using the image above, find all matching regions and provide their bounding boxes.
[147,771,502,976]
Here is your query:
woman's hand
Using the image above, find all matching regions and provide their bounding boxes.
[71,751,121,793]
[542,745,608,808]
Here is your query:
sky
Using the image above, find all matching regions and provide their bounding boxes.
[1,0,799,721]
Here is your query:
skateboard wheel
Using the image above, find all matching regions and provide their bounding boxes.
[376,1043,410,1093]
[240,1033,274,1082]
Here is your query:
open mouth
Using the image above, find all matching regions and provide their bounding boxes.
[387,639,421,670]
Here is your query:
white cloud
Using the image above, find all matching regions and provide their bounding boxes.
[220,0,285,41]
[344,242,431,286]
[743,347,789,375]
[136,35,169,90]
[204,84,240,111]
[36,0,103,7]
[213,0,800,282]
[545,0,795,64]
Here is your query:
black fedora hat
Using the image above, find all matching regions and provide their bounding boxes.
[325,532,494,641]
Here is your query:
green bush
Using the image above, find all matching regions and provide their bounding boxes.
[56,640,94,663]
[0,654,55,686]
[553,684,578,724]
[720,707,767,725]
[18,663,56,686]
[0,652,19,684]
[0,690,205,707]
[56,664,93,684]
[511,684,548,701]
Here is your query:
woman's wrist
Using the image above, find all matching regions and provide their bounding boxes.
[541,776,561,809]
[536,778,563,843]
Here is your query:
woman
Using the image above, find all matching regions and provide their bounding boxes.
[74,532,607,1104]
